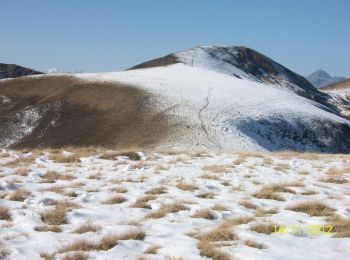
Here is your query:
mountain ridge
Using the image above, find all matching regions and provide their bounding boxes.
[0,63,43,79]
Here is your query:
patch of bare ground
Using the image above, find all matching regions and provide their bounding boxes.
[73,222,101,234]
[192,209,216,220]
[244,239,267,249]
[8,189,31,201]
[146,202,189,219]
[250,222,277,234]
[102,195,127,204]
[286,201,335,216]
[0,206,11,221]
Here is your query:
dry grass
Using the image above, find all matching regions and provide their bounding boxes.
[59,239,98,252]
[219,216,253,229]
[0,241,10,259]
[34,225,62,232]
[192,209,216,220]
[327,215,350,238]
[119,152,141,161]
[244,239,267,249]
[239,200,258,209]
[211,204,228,211]
[200,227,237,242]
[117,229,146,240]
[131,195,154,209]
[320,176,348,184]
[197,241,230,260]
[102,195,127,204]
[255,208,278,217]
[176,182,198,191]
[202,164,231,173]
[42,170,59,183]
[0,206,11,221]
[200,174,220,180]
[147,202,189,219]
[62,252,87,260]
[40,201,79,225]
[253,183,301,201]
[300,190,318,195]
[250,222,276,234]
[110,186,128,193]
[73,222,101,234]
[14,167,29,176]
[99,151,119,160]
[144,245,160,254]
[196,192,215,199]
[49,153,81,163]
[286,201,335,216]
[8,189,31,201]
[145,186,166,195]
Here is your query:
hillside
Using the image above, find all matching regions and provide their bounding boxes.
[321,79,350,119]
[0,63,43,79]
[1,46,350,152]
[307,69,346,88]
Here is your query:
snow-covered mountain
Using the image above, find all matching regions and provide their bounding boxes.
[1,46,350,152]
[307,69,346,88]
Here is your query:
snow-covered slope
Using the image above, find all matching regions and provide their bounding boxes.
[1,46,350,152]
[77,61,350,152]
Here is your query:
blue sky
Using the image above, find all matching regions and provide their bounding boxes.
[1,0,349,76]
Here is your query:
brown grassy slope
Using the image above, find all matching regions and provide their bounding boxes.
[0,75,171,149]
[321,79,350,91]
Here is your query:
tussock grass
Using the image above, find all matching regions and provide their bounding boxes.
[147,202,189,219]
[49,153,81,163]
[119,152,141,161]
[300,190,318,195]
[200,174,220,180]
[40,201,79,225]
[239,200,257,209]
[62,252,87,260]
[244,239,267,249]
[253,182,302,201]
[286,201,335,216]
[200,227,237,242]
[211,204,228,211]
[145,186,166,195]
[73,222,101,234]
[144,245,160,254]
[197,241,230,260]
[196,192,215,199]
[202,164,231,173]
[9,189,31,201]
[327,215,350,238]
[110,186,128,193]
[34,225,62,233]
[250,222,276,234]
[14,167,29,176]
[192,209,216,220]
[0,206,11,221]
[131,195,154,209]
[176,182,198,191]
[219,216,253,229]
[102,195,127,204]
[255,208,278,217]
[320,177,348,184]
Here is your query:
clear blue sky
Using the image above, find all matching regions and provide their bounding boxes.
[1,0,349,76]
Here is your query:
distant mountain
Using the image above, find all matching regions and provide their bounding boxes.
[307,69,346,88]
[0,63,43,79]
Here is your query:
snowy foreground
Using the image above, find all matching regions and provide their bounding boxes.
[0,149,349,260]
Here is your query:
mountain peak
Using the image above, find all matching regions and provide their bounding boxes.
[307,69,346,88]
